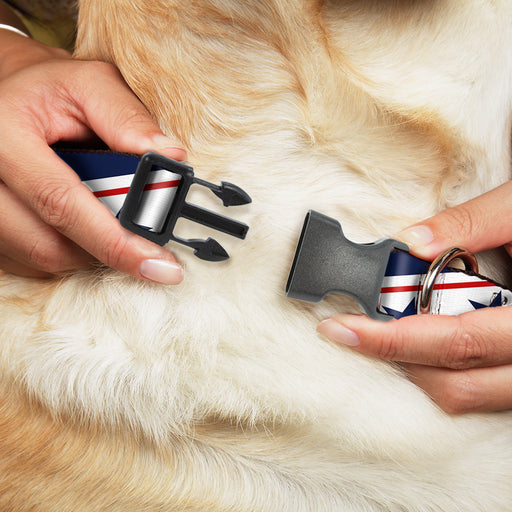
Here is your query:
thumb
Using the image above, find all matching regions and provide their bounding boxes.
[395,181,512,260]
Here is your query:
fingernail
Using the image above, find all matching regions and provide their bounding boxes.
[139,259,184,285]
[150,134,187,160]
[317,319,360,347]
[396,225,434,250]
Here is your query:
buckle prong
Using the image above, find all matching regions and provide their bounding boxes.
[119,152,251,261]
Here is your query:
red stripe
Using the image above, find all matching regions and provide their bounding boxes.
[381,281,496,294]
[145,180,181,191]
[94,186,130,198]
[435,281,496,290]
[380,285,420,293]
[93,180,180,198]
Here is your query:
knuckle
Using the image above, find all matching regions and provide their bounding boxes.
[67,61,121,100]
[77,60,119,80]
[33,182,79,231]
[116,98,153,126]
[436,371,482,415]
[442,204,476,241]
[102,233,129,270]
[112,108,150,143]
[442,317,487,369]
[28,239,64,274]
[91,60,118,75]
[374,327,403,360]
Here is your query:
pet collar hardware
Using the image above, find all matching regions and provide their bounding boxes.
[286,210,409,320]
[57,150,251,261]
[286,210,512,320]
[418,247,478,314]
[119,152,250,261]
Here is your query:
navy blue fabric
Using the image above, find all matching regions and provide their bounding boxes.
[57,151,139,181]
[385,249,452,277]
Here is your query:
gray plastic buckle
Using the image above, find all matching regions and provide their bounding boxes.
[285,210,409,320]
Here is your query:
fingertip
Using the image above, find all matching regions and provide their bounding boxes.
[110,131,187,162]
[102,228,184,284]
[149,134,188,161]
[328,313,376,331]
[317,315,364,347]
[139,258,184,285]
[395,225,437,259]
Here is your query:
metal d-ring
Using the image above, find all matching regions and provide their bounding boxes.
[418,247,479,314]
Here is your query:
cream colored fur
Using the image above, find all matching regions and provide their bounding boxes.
[1,1,512,510]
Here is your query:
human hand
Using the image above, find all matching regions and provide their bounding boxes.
[0,30,186,283]
[318,181,512,414]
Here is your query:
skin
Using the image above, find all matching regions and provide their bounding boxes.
[318,181,512,414]
[0,20,186,283]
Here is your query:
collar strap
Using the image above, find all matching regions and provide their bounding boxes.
[286,210,511,320]
[57,150,251,261]
[378,249,511,319]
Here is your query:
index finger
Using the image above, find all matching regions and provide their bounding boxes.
[1,135,183,282]
[317,306,512,370]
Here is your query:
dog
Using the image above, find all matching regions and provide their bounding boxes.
[1,0,512,510]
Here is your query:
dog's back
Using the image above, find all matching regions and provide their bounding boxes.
[1,1,512,510]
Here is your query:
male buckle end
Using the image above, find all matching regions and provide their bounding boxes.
[119,153,251,261]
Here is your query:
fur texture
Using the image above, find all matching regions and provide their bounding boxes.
[1,0,512,510]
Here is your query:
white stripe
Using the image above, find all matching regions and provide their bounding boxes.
[82,174,133,216]
[82,169,181,231]
[379,272,512,316]
[82,173,134,194]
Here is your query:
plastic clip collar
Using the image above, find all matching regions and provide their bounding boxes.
[119,152,251,261]
[286,210,409,320]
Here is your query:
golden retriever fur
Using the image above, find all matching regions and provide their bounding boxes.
[1,0,512,510]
